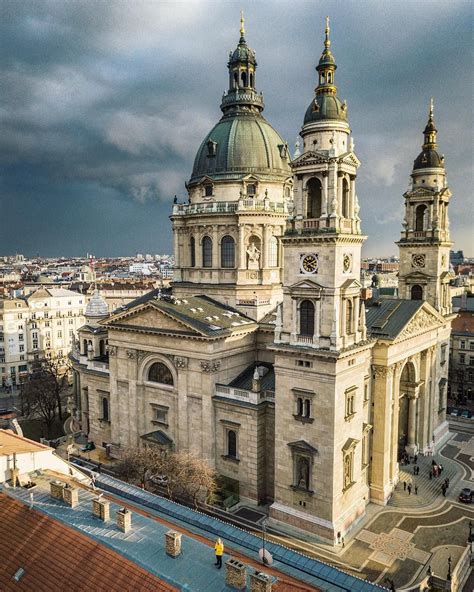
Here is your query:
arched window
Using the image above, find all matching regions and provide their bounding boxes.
[221,235,235,268]
[411,285,423,300]
[83,339,88,355]
[249,72,254,87]
[342,178,350,218]
[345,300,353,334]
[148,362,174,386]
[268,236,278,267]
[227,430,237,458]
[202,236,212,268]
[415,204,427,231]
[190,236,196,267]
[102,397,109,421]
[233,72,238,88]
[241,71,247,87]
[307,178,322,218]
[300,300,315,336]
[247,183,256,196]
[205,184,213,197]
[99,340,105,357]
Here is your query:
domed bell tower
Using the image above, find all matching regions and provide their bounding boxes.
[397,100,453,316]
[270,19,373,543]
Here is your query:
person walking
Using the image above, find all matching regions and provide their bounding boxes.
[403,481,407,491]
[441,485,446,497]
[429,469,432,480]
[214,538,224,569]
[407,483,412,495]
[414,484,418,495]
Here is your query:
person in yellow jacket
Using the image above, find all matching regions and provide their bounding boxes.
[214,537,224,568]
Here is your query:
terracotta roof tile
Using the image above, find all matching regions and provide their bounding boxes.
[0,492,176,592]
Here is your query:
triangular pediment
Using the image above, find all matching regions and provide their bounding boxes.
[291,150,329,167]
[405,186,435,198]
[341,278,362,290]
[105,303,201,335]
[395,303,445,342]
[290,278,324,291]
[339,152,361,167]
[399,270,431,280]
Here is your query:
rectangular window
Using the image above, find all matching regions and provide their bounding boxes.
[19,345,24,352]
[57,331,62,338]
[19,365,27,372]
[151,404,169,426]
[460,354,466,364]
[33,341,38,349]
[18,334,24,341]
[470,357,474,367]
[345,387,357,419]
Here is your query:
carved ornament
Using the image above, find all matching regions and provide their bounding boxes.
[200,360,221,373]
[372,365,394,378]
[175,357,188,369]
[399,309,440,339]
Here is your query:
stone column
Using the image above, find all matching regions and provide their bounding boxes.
[349,175,356,218]
[239,225,246,269]
[314,298,321,345]
[173,227,180,269]
[337,170,344,216]
[406,394,418,455]
[212,226,219,270]
[370,365,395,504]
[177,359,189,450]
[390,363,403,484]
[262,225,270,269]
[291,298,297,341]
[322,171,329,216]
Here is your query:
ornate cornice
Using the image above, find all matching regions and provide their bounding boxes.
[372,364,394,378]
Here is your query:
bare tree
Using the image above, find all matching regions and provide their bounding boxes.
[22,375,59,439]
[115,447,217,508]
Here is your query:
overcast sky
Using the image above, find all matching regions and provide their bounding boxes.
[1,0,472,258]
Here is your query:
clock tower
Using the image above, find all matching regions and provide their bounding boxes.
[270,19,374,543]
[397,101,453,317]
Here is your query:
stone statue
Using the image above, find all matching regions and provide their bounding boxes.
[246,243,260,269]
[297,457,309,489]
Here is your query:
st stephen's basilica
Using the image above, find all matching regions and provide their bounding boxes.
[72,17,455,543]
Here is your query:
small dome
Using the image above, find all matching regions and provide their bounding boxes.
[229,42,256,66]
[413,149,444,170]
[190,114,290,184]
[304,93,348,125]
[85,289,109,319]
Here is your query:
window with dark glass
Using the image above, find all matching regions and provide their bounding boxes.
[190,236,196,267]
[307,178,322,218]
[227,430,237,458]
[247,183,256,196]
[102,397,109,421]
[205,185,213,197]
[345,299,353,334]
[202,236,212,267]
[411,284,423,300]
[300,300,314,336]
[221,235,235,268]
[148,362,173,385]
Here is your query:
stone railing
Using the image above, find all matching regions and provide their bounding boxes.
[296,334,314,345]
[215,384,275,405]
[172,199,287,216]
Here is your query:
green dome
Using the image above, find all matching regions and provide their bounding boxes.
[413,149,444,170]
[304,93,348,125]
[190,114,291,184]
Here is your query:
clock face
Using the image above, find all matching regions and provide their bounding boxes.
[301,253,319,274]
[343,254,352,273]
[411,254,426,268]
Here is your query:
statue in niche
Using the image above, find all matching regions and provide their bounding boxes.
[297,456,310,490]
[246,243,260,270]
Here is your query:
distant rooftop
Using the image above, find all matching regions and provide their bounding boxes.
[0,430,50,456]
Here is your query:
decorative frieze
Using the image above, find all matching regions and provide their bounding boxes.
[200,360,221,373]
[107,345,118,356]
[372,365,393,378]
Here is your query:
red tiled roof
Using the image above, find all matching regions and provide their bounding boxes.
[0,493,176,592]
[452,311,474,334]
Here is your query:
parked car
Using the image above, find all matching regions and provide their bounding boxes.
[450,408,460,417]
[459,488,473,503]
[460,409,471,419]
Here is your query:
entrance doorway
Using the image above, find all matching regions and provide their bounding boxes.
[398,396,409,460]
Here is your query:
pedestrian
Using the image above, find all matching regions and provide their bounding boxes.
[446,477,450,487]
[417,466,420,476]
[414,485,418,495]
[439,464,443,474]
[414,454,418,464]
[214,538,224,569]
[342,537,345,548]
[407,484,412,495]
[403,481,407,491]
[413,465,417,475]
[429,470,432,480]
[441,485,446,497]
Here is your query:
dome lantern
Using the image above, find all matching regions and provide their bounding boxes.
[413,99,445,171]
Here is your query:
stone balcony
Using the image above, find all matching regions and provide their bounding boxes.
[172,198,287,217]
[215,384,275,405]
[70,351,109,374]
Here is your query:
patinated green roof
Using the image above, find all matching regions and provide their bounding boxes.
[304,93,348,125]
[190,113,290,184]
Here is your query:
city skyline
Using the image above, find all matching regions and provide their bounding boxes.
[1,0,472,257]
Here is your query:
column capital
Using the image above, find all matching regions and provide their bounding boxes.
[372,364,394,378]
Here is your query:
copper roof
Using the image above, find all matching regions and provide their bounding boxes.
[0,492,176,592]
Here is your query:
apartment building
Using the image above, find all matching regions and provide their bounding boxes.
[0,288,85,386]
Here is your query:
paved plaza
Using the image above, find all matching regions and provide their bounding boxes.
[262,427,474,589]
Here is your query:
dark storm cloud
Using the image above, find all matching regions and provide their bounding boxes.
[0,0,472,256]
